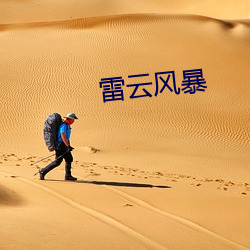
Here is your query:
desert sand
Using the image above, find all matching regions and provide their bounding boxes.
[0,1,250,250]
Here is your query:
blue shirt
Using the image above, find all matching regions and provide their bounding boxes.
[57,123,71,143]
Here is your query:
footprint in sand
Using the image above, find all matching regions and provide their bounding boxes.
[124,203,133,207]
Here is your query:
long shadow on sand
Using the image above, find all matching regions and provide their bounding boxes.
[46,179,171,188]
[78,180,171,189]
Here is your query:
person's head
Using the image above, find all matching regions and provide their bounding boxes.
[64,112,78,125]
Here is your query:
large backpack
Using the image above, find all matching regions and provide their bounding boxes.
[43,113,63,151]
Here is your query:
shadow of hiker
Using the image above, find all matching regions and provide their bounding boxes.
[76,180,171,189]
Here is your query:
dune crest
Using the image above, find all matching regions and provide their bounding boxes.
[1,13,250,30]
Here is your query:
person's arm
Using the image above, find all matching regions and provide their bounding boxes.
[61,132,70,147]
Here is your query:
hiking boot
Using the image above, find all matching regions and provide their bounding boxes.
[39,170,45,180]
[65,175,77,181]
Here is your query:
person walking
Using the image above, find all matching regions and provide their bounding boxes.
[39,112,78,181]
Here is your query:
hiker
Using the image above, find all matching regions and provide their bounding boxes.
[39,112,78,181]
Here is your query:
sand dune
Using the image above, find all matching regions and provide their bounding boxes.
[1,2,250,250]
[1,14,249,179]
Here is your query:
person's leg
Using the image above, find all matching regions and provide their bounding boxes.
[64,152,77,181]
[39,150,64,179]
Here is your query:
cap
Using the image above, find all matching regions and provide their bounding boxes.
[64,112,78,120]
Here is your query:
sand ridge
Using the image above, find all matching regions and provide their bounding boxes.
[1,13,250,31]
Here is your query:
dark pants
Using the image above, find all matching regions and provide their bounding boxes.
[40,149,73,177]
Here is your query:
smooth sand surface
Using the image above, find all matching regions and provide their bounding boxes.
[1,1,250,250]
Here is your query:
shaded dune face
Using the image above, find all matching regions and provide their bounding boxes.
[0,184,23,206]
